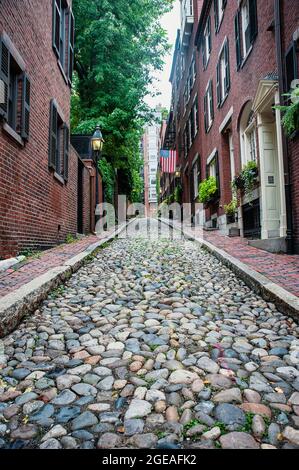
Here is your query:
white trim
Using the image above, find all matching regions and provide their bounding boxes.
[207,148,217,166]
[192,153,199,166]
[218,36,228,59]
[219,107,233,133]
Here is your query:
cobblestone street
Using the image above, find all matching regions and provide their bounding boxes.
[0,220,299,449]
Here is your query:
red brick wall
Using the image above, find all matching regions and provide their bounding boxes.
[281,0,299,253]
[196,0,277,217]
[0,0,81,258]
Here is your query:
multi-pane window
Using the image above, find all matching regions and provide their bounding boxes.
[206,151,220,198]
[190,97,199,139]
[204,80,214,132]
[53,0,75,84]
[48,99,69,182]
[214,0,227,33]
[248,129,257,162]
[216,39,230,107]
[235,0,258,70]
[0,36,31,140]
[202,16,211,69]
[285,41,298,92]
[192,158,200,200]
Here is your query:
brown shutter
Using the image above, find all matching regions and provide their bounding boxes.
[68,8,75,84]
[49,100,57,169]
[0,38,10,121]
[53,0,61,57]
[63,124,69,181]
[21,74,30,140]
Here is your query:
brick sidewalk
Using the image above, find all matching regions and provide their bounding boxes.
[0,235,100,298]
[189,228,299,297]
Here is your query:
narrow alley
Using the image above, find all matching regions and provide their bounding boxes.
[0,219,298,449]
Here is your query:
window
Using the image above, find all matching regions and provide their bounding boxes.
[240,102,257,166]
[52,0,75,84]
[285,42,298,92]
[192,158,200,200]
[214,0,227,33]
[48,99,69,182]
[0,36,31,140]
[202,17,211,69]
[235,0,258,70]
[204,81,214,132]
[206,151,220,198]
[216,39,230,107]
[191,97,199,139]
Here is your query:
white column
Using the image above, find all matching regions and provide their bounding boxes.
[275,90,287,238]
[257,113,268,239]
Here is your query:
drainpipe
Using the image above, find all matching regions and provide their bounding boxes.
[274,0,294,254]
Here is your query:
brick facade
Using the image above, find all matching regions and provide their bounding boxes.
[162,0,299,253]
[0,0,97,258]
[280,0,299,253]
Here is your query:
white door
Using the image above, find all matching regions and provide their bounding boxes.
[261,124,281,238]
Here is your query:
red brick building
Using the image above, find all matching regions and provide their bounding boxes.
[0,0,99,258]
[279,0,299,253]
[162,0,299,254]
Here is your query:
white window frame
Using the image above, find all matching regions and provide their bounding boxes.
[217,0,224,27]
[204,23,210,66]
[241,0,250,57]
[206,82,213,130]
[241,121,257,166]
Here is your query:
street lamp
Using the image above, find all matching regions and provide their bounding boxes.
[91,125,105,227]
[91,125,104,153]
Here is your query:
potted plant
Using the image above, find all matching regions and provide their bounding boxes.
[224,199,238,224]
[198,176,218,206]
[274,87,299,138]
[233,161,259,201]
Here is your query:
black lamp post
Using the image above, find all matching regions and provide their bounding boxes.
[91,125,104,225]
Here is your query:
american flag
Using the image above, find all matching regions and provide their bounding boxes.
[160,149,177,174]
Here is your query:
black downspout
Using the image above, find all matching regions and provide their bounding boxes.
[274,0,294,254]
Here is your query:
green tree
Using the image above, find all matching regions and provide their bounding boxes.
[71,0,173,202]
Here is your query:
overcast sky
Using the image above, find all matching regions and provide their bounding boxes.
[145,0,181,110]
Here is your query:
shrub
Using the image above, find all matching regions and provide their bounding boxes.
[198,176,218,204]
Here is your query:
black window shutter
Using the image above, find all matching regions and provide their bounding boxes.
[21,74,31,140]
[216,60,221,107]
[206,163,209,179]
[53,0,61,57]
[204,93,208,132]
[249,0,258,44]
[224,39,230,93]
[208,16,212,54]
[202,36,206,69]
[0,38,10,121]
[63,125,69,181]
[235,11,242,71]
[214,0,219,32]
[68,9,75,84]
[49,100,57,170]
[215,151,221,196]
[209,81,214,121]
